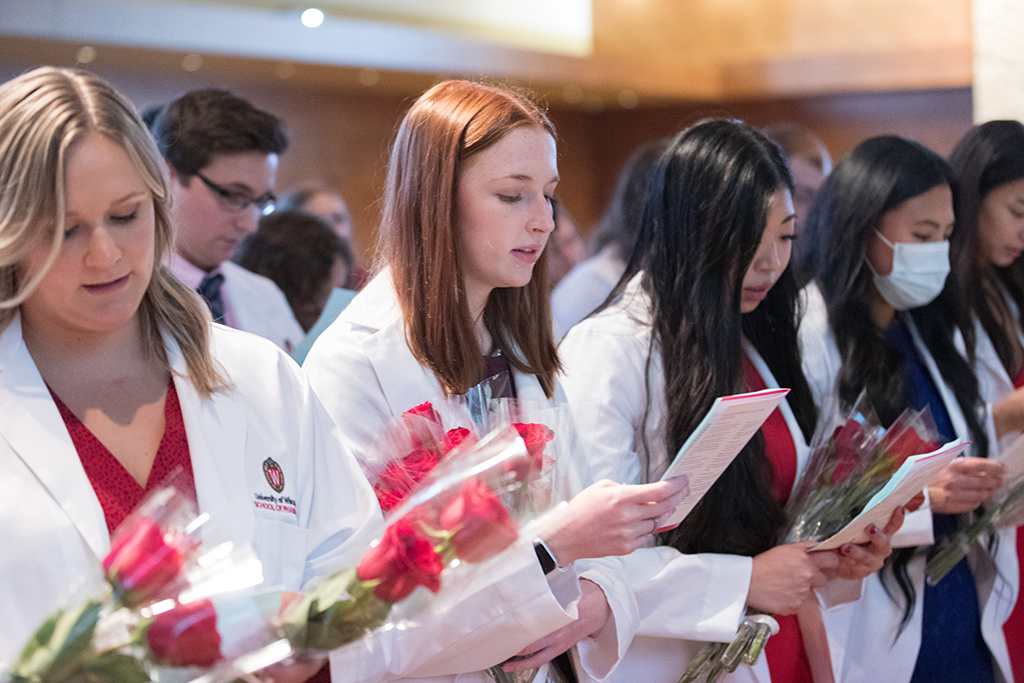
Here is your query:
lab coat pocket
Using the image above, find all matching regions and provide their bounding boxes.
[254,518,310,591]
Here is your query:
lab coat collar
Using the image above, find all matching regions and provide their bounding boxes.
[164,329,255,549]
[0,313,109,559]
[351,271,554,411]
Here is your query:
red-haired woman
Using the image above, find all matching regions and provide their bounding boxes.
[304,81,687,682]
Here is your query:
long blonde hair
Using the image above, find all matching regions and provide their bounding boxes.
[381,80,560,397]
[0,67,223,396]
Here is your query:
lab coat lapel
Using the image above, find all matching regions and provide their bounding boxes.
[165,334,255,547]
[0,315,109,558]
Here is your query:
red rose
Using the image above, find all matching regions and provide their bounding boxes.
[146,599,222,667]
[374,484,407,513]
[103,517,186,608]
[833,420,864,455]
[504,423,554,481]
[403,402,440,423]
[830,446,861,485]
[884,427,940,470]
[441,480,519,563]
[357,520,444,602]
[441,428,478,456]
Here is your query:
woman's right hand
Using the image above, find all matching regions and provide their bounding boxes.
[747,542,833,615]
[928,457,1004,514]
[538,477,690,565]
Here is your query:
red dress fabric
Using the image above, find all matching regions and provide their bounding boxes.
[51,381,196,535]
[743,354,814,683]
[1003,363,1024,683]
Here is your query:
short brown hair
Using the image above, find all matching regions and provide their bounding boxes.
[381,80,559,397]
[151,89,287,177]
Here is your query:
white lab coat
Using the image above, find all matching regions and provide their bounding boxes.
[221,260,305,352]
[551,245,626,341]
[559,275,856,683]
[304,272,628,683]
[0,314,381,664]
[797,282,1017,683]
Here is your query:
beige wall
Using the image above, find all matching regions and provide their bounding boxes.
[0,58,973,260]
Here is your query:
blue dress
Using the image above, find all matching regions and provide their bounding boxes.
[888,318,996,683]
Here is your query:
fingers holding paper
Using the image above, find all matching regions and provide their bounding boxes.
[539,476,690,564]
[929,457,1005,514]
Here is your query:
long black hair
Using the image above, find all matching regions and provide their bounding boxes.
[607,118,818,558]
[798,134,989,627]
[948,120,1024,377]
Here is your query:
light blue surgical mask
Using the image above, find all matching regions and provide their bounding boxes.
[867,231,950,310]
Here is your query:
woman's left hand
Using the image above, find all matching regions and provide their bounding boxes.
[501,579,611,673]
[817,506,905,581]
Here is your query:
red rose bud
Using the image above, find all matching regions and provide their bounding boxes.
[830,447,860,485]
[884,428,940,469]
[441,428,478,456]
[146,600,222,667]
[374,484,407,513]
[833,420,864,454]
[357,520,444,602]
[514,423,554,470]
[441,480,519,563]
[403,402,441,423]
[103,517,186,607]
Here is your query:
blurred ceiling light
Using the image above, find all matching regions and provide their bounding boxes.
[301,8,325,28]
[182,53,203,71]
[76,45,97,64]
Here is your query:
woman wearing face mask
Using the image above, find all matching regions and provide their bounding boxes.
[0,67,380,678]
[797,135,1013,683]
[559,119,899,683]
[946,120,1024,682]
[303,80,688,683]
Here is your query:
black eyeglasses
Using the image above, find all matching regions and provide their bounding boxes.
[195,173,276,214]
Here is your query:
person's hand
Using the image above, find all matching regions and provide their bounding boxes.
[904,491,926,512]
[502,579,611,673]
[928,457,1004,514]
[539,477,690,565]
[993,386,1024,437]
[747,542,835,615]
[819,506,904,581]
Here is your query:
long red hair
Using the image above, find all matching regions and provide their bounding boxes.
[380,80,559,397]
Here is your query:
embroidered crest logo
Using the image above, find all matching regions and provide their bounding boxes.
[263,457,285,493]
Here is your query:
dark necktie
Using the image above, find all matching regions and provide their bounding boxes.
[197,272,226,324]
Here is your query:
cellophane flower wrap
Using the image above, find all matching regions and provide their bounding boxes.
[926,438,1024,586]
[784,391,941,545]
[1,481,286,683]
[280,400,568,659]
[681,393,942,683]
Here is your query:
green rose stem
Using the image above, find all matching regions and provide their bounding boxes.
[926,477,1024,586]
[281,570,393,654]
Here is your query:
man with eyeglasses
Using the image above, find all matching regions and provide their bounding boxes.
[150,89,304,352]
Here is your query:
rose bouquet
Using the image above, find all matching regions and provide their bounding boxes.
[282,409,561,655]
[2,482,283,683]
[680,393,943,683]
[281,398,577,683]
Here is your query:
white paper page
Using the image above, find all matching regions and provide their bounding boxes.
[659,388,790,530]
[811,439,968,551]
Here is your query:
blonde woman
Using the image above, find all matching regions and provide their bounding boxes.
[0,67,379,672]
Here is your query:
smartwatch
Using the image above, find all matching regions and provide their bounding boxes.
[533,539,559,575]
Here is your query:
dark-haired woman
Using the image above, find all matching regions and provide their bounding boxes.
[560,119,897,683]
[304,80,688,682]
[947,120,1024,682]
[798,134,1015,683]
